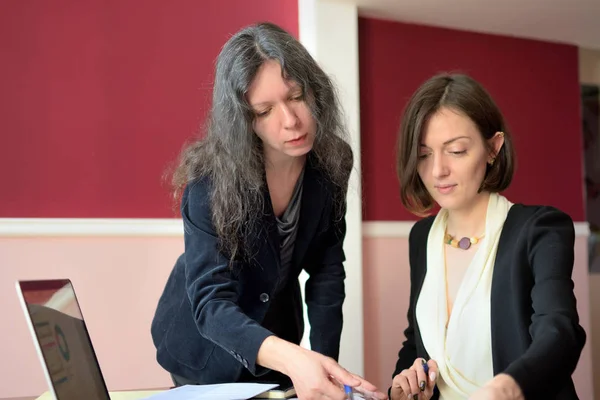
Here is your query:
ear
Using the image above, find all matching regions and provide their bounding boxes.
[487,131,505,163]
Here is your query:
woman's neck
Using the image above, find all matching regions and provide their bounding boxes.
[445,192,491,238]
[264,151,306,180]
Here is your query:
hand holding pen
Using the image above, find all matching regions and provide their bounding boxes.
[390,358,438,400]
[344,384,354,399]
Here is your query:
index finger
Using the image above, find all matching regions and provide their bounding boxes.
[412,358,428,393]
[325,360,361,387]
[352,375,378,392]
[426,359,438,385]
[351,377,388,400]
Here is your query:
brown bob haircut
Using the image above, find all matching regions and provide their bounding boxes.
[396,73,516,216]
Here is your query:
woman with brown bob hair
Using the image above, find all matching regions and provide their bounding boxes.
[390,73,585,400]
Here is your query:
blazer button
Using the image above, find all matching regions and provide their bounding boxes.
[259,293,270,303]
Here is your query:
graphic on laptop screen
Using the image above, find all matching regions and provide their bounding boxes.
[18,279,110,400]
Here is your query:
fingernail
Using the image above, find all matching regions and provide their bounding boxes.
[421,358,426,365]
[419,381,425,391]
[429,371,436,381]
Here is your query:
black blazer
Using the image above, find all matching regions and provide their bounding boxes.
[151,159,348,384]
[393,204,586,400]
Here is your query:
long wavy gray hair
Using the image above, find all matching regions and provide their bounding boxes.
[172,22,352,263]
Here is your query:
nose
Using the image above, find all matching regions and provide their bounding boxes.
[280,103,299,129]
[431,152,449,179]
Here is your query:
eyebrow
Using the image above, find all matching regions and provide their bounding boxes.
[420,136,472,147]
[250,85,302,108]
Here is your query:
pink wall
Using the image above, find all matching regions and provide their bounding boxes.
[362,237,410,386]
[363,234,593,399]
[0,237,183,398]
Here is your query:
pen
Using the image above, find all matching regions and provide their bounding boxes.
[420,360,430,392]
[344,384,354,400]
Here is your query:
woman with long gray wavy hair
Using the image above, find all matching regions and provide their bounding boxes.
[151,22,386,400]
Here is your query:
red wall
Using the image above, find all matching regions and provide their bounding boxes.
[359,17,585,221]
[0,0,298,218]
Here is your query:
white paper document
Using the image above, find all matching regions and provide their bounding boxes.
[140,383,279,400]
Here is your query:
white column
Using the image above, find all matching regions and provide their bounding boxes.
[298,0,364,376]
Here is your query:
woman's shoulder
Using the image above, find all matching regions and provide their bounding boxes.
[305,155,340,193]
[409,215,436,241]
[502,203,576,250]
[181,175,214,214]
[505,203,574,228]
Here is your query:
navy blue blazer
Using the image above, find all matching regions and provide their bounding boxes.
[151,160,348,384]
[393,205,586,400]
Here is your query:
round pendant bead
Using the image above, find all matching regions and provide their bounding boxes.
[458,237,472,250]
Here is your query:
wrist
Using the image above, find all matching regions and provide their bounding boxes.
[490,373,524,400]
[256,335,300,375]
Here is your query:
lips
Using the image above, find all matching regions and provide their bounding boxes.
[287,134,307,143]
[435,184,456,194]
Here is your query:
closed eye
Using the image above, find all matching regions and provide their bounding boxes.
[255,108,271,118]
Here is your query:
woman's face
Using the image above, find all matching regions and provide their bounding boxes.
[247,60,317,164]
[417,107,504,212]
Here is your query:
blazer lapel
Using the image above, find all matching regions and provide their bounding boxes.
[411,216,435,359]
[262,185,281,270]
[489,205,520,374]
[414,226,430,359]
[292,163,326,269]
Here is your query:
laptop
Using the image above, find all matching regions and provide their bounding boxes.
[16,279,111,400]
[15,279,285,400]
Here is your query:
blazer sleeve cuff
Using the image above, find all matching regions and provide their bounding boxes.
[503,362,534,400]
[234,328,275,376]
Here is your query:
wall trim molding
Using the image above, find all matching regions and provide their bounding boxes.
[0,218,591,238]
[363,221,591,238]
[0,218,184,237]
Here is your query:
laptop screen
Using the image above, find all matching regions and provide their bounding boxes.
[18,279,110,400]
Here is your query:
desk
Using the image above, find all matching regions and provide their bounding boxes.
[1,388,169,400]
[1,397,35,400]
